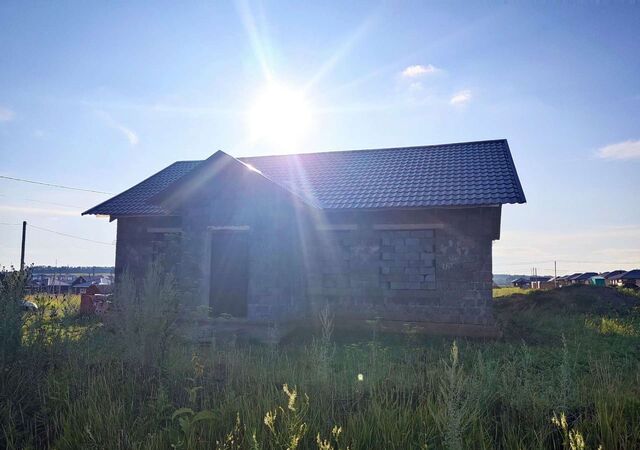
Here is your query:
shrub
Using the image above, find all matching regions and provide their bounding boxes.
[0,268,28,366]
[109,263,180,369]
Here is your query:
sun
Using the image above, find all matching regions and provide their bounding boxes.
[249,83,312,149]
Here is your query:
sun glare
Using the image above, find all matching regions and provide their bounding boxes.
[249,83,312,149]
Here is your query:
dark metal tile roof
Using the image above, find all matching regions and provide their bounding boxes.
[565,273,583,281]
[603,270,626,279]
[84,139,526,216]
[613,269,640,280]
[84,161,201,216]
[573,272,599,281]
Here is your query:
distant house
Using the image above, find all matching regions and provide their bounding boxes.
[571,272,599,285]
[83,140,526,337]
[552,275,570,287]
[610,269,640,288]
[603,270,626,286]
[70,275,113,294]
[529,275,553,289]
[71,276,88,286]
[27,273,49,292]
[511,277,530,288]
[512,275,554,289]
[564,273,584,285]
[46,279,71,294]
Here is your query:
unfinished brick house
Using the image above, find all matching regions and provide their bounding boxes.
[84,139,525,336]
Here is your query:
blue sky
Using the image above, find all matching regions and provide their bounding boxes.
[1,1,639,274]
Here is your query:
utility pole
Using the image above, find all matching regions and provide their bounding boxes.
[20,220,26,272]
[554,260,557,288]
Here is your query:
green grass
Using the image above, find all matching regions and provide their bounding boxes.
[493,286,532,297]
[2,271,640,449]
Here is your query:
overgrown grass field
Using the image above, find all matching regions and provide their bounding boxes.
[2,270,640,449]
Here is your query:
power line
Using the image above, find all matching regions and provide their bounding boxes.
[0,193,83,210]
[0,175,114,195]
[28,223,115,246]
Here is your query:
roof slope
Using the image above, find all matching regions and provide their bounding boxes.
[603,270,626,279]
[84,161,201,216]
[612,269,640,280]
[84,139,526,216]
[573,272,599,281]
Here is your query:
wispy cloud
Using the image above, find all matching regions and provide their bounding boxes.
[596,139,640,160]
[450,89,472,105]
[0,205,80,217]
[401,64,439,78]
[97,110,139,146]
[0,106,15,122]
[116,124,139,146]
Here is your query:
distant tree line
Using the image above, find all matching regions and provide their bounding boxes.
[30,266,114,274]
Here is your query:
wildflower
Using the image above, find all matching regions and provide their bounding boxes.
[289,423,307,449]
[283,383,297,411]
[317,434,332,450]
[357,373,364,382]
[551,412,568,430]
[191,353,204,378]
[264,410,276,432]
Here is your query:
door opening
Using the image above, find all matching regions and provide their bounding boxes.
[209,231,249,317]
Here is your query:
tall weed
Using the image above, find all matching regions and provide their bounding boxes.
[110,264,180,368]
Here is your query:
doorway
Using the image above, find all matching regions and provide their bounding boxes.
[209,230,249,317]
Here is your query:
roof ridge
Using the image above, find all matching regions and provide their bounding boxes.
[152,150,320,210]
[238,139,508,160]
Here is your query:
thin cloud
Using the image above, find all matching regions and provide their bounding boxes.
[401,64,439,78]
[97,110,139,146]
[0,205,80,217]
[450,90,471,105]
[0,106,15,122]
[597,139,640,160]
[116,124,139,146]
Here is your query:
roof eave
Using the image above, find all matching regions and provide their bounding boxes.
[82,161,196,217]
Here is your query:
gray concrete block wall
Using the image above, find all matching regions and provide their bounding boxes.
[115,216,182,280]
[115,204,500,328]
[304,208,498,326]
[380,229,436,290]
